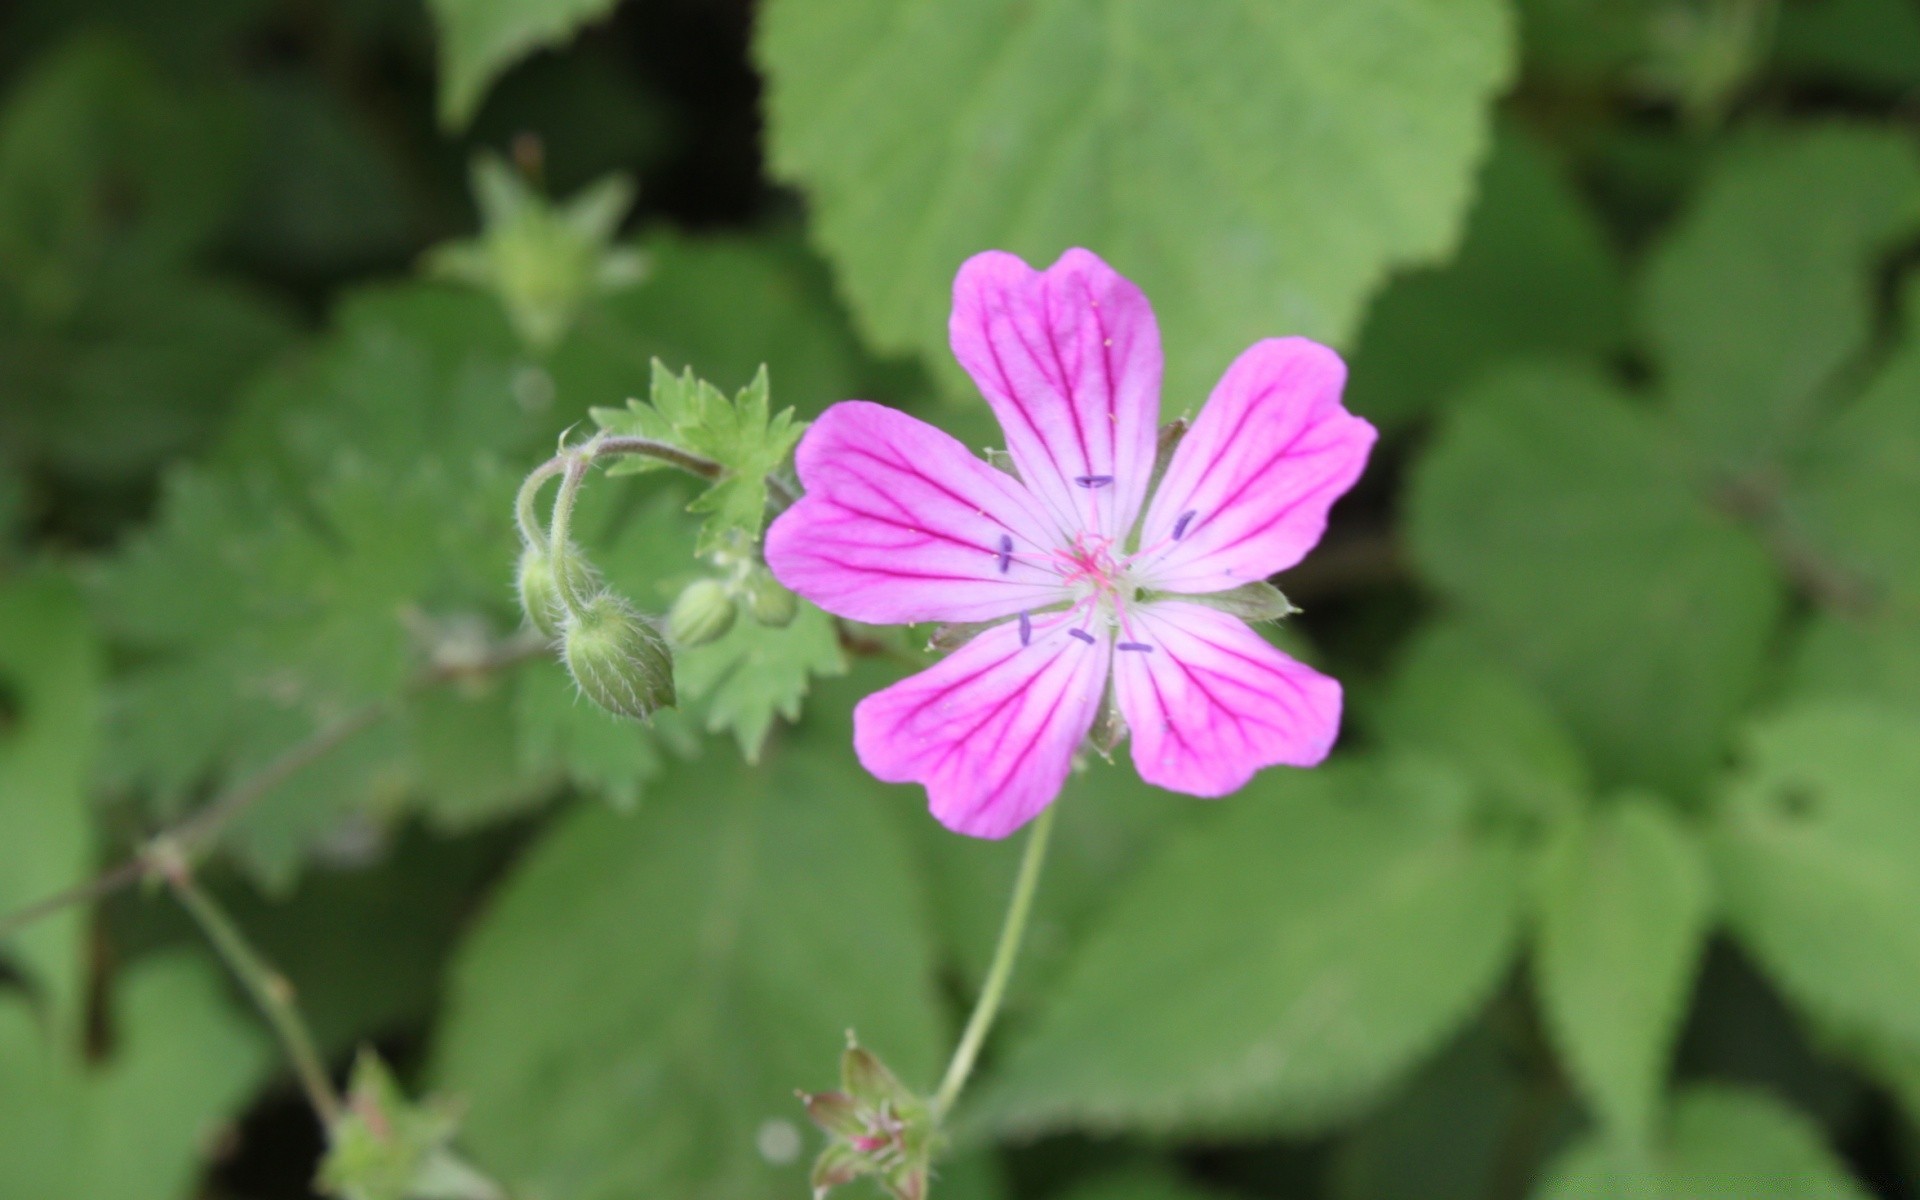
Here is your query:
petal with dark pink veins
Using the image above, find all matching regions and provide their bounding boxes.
[1113,601,1342,796]
[1136,338,1376,593]
[854,619,1111,838]
[766,401,1067,624]
[950,248,1162,543]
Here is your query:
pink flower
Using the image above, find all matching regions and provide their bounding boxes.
[766,249,1377,838]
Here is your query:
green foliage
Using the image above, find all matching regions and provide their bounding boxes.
[429,0,624,128]
[971,760,1524,1137]
[1408,364,1784,798]
[0,573,99,1039]
[756,0,1514,405]
[431,745,946,1199]
[1535,1086,1871,1200]
[1710,702,1920,1050]
[1638,124,1920,471]
[592,361,806,554]
[9,1,1920,1197]
[1532,797,1711,1151]
[0,953,267,1200]
[1347,126,1626,427]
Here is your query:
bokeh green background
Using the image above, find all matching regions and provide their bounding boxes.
[4,0,1920,1197]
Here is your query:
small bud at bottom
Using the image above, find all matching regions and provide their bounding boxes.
[517,541,598,638]
[669,578,738,645]
[563,593,675,720]
[744,570,799,628]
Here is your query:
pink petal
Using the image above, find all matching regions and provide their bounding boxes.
[1135,338,1377,593]
[1113,601,1341,796]
[950,249,1162,543]
[765,401,1069,624]
[854,619,1111,838]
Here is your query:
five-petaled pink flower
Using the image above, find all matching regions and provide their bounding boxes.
[765,249,1377,838]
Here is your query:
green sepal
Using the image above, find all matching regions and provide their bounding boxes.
[1164,580,1298,622]
[317,1049,504,1200]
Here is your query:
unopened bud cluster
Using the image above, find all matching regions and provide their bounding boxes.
[666,564,799,647]
[513,442,803,723]
[799,1036,938,1200]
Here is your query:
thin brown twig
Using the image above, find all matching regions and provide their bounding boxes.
[0,631,551,943]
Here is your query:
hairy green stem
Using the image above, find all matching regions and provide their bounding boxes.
[515,458,567,547]
[159,850,342,1127]
[932,802,1058,1121]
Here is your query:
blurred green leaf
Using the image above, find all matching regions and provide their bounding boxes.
[429,0,624,128]
[1408,363,1784,798]
[1638,124,1920,472]
[0,572,100,1040]
[1533,796,1711,1150]
[1534,1085,1870,1200]
[1331,1020,1548,1200]
[970,759,1523,1138]
[432,745,946,1199]
[1773,0,1920,92]
[1710,701,1920,1049]
[757,0,1513,405]
[0,953,267,1200]
[1348,126,1625,426]
[1373,623,1590,824]
[1790,329,1920,607]
[0,34,242,314]
[1056,1168,1238,1200]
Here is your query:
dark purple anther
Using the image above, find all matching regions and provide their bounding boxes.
[996,533,1013,573]
[1117,642,1154,652]
[1019,610,1032,645]
[1073,475,1114,488]
[1172,510,1196,540]
[1069,628,1096,644]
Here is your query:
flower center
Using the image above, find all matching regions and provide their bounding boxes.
[1055,532,1128,608]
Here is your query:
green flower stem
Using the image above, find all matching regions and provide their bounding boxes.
[546,452,597,613]
[931,802,1058,1121]
[515,457,567,546]
[157,847,343,1128]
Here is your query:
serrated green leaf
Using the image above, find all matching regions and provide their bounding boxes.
[429,0,625,128]
[594,360,804,554]
[1534,1085,1871,1200]
[969,759,1524,1138]
[0,572,100,1041]
[1533,797,1712,1151]
[0,953,268,1200]
[431,745,946,1199]
[1373,624,1590,824]
[674,598,846,761]
[1638,124,1920,472]
[1348,125,1625,426]
[757,0,1512,405]
[1407,363,1784,799]
[1709,701,1920,1049]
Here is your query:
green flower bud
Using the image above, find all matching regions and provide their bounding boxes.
[668,579,737,646]
[744,570,799,628]
[563,593,675,721]
[516,541,596,638]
